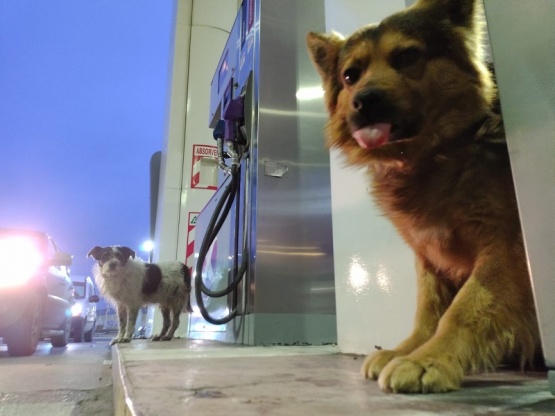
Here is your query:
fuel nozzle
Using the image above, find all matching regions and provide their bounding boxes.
[212,120,231,174]
[223,96,246,145]
[212,119,226,142]
[211,94,246,175]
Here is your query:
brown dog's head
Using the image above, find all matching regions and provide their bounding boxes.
[306,0,496,165]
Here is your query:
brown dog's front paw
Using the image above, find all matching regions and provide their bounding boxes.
[151,335,161,341]
[361,350,400,380]
[378,356,463,393]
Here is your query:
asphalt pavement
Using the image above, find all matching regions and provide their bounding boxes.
[0,334,113,416]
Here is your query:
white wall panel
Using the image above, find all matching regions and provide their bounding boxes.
[156,0,237,263]
[324,0,417,355]
[192,0,238,27]
[155,0,193,263]
[179,26,231,189]
[325,0,404,35]
[484,0,555,373]
[153,0,237,337]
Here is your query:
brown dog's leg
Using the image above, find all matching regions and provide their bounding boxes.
[362,257,454,380]
[377,246,538,393]
[152,306,171,341]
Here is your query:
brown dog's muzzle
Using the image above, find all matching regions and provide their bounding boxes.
[350,87,397,129]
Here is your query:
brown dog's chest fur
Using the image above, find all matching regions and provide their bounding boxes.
[368,132,520,286]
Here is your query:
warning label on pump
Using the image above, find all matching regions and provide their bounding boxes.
[191,145,218,190]
[185,212,199,272]
[194,146,218,158]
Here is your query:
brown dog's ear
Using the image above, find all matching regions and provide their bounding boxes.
[412,0,485,63]
[306,32,343,79]
[414,0,479,29]
[87,246,105,260]
[119,246,136,260]
[306,31,344,113]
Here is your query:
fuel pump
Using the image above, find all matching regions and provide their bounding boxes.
[190,0,336,346]
[194,92,250,325]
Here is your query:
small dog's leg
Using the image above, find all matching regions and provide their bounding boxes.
[185,291,193,313]
[121,306,139,342]
[160,302,183,341]
[152,306,171,341]
[377,248,539,393]
[110,304,128,346]
[362,258,454,380]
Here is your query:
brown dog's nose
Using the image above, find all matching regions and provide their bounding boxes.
[352,88,387,112]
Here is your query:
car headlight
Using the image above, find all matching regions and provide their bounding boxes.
[0,237,44,288]
[71,303,83,317]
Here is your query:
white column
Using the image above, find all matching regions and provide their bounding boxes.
[151,0,238,338]
[324,0,417,355]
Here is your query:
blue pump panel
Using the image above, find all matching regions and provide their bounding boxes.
[209,0,257,129]
[209,10,241,128]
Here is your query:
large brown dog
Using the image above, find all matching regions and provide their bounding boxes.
[307,0,541,393]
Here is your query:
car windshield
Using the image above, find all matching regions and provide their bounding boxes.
[73,282,86,299]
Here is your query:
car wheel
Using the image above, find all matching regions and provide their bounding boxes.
[84,320,95,342]
[5,292,42,357]
[51,316,71,347]
[73,319,84,343]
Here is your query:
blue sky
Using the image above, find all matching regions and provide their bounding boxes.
[0,1,175,276]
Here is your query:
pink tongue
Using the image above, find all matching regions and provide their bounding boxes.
[352,123,392,149]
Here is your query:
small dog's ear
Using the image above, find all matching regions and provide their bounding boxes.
[87,246,104,260]
[306,31,344,113]
[120,246,136,260]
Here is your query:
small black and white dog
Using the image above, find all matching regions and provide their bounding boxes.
[87,245,192,345]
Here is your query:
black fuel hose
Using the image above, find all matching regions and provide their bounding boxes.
[194,163,248,325]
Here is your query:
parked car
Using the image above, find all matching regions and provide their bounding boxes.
[0,228,75,356]
[70,276,99,342]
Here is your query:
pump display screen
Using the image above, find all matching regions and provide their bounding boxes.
[241,0,255,47]
[218,51,229,93]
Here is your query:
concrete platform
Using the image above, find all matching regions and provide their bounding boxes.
[112,339,555,416]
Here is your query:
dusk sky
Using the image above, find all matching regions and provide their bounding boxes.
[0,1,175,276]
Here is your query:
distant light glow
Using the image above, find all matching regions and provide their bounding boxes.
[140,240,155,252]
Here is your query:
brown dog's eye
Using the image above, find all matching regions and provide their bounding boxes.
[390,46,424,70]
[343,67,361,86]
